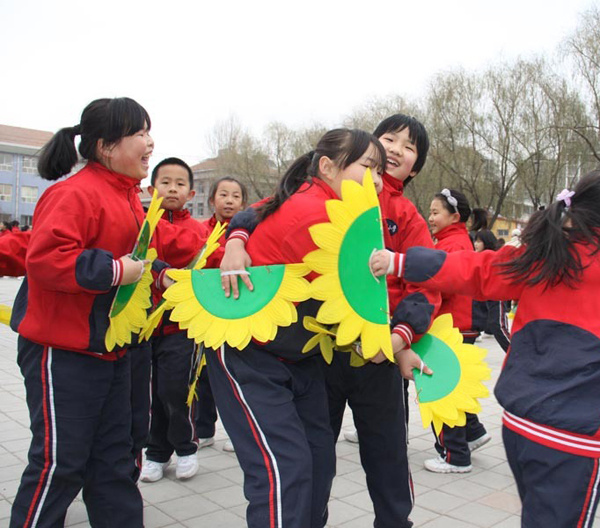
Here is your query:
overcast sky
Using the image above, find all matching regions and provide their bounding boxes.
[1,0,597,181]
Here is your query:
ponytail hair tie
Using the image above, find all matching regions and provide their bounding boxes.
[441,188,458,212]
[306,150,316,160]
[556,188,575,208]
[72,124,81,136]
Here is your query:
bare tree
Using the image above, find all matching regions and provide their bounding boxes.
[562,5,600,164]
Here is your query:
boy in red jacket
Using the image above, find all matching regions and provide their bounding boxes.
[140,157,205,482]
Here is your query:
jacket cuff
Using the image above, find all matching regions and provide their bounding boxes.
[112,259,123,286]
[386,251,405,277]
[155,268,168,291]
[392,324,414,348]
[228,229,249,243]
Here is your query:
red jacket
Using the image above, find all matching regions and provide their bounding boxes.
[11,162,147,359]
[150,207,206,335]
[199,214,226,268]
[245,178,338,360]
[0,230,30,276]
[403,243,600,457]
[432,222,478,336]
[379,173,440,345]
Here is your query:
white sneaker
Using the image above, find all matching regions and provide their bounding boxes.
[197,437,215,449]
[140,459,170,482]
[344,429,359,443]
[223,439,235,452]
[468,432,491,452]
[424,457,472,474]
[176,453,199,480]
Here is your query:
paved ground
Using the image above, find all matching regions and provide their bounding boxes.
[0,276,596,527]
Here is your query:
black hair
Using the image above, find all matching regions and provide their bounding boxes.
[470,208,489,232]
[501,170,600,288]
[208,177,248,206]
[474,229,498,251]
[257,128,386,220]
[151,157,193,187]
[37,97,151,181]
[434,189,471,223]
[373,113,429,183]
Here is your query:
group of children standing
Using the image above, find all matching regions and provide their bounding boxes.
[6,96,600,528]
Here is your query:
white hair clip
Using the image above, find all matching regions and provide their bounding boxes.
[441,188,458,212]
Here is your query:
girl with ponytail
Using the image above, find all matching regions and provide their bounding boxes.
[10,97,156,528]
[371,170,600,527]
[207,128,385,528]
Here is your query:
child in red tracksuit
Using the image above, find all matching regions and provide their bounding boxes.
[9,97,157,528]
[210,129,386,528]
[140,157,207,482]
[0,228,30,276]
[371,170,600,528]
[195,176,247,451]
[420,188,490,473]
[220,116,439,527]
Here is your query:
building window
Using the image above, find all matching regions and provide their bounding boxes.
[20,215,33,227]
[0,184,12,202]
[21,185,38,203]
[0,153,13,171]
[22,156,38,174]
[198,203,204,217]
[497,229,509,236]
[196,182,204,194]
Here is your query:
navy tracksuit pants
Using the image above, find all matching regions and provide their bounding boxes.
[146,331,198,462]
[194,367,218,439]
[206,345,335,528]
[11,337,143,528]
[503,426,600,527]
[129,341,152,481]
[326,352,414,528]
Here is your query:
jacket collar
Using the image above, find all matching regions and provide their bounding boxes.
[87,161,142,192]
[435,222,469,242]
[382,172,404,195]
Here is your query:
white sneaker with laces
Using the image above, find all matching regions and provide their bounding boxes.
[140,459,170,483]
[223,439,235,452]
[424,457,472,474]
[468,432,491,452]
[176,453,199,480]
[344,429,359,443]
[197,437,215,449]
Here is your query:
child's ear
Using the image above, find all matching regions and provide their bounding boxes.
[187,189,196,200]
[450,212,461,224]
[318,156,336,182]
[147,185,155,195]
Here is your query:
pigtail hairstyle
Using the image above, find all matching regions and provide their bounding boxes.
[470,208,489,232]
[500,170,600,288]
[38,97,151,181]
[256,128,386,221]
[435,188,471,223]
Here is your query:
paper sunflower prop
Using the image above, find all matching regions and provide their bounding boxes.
[304,169,392,360]
[0,304,11,326]
[104,190,164,351]
[301,316,364,366]
[164,263,310,349]
[411,313,491,434]
[139,221,226,341]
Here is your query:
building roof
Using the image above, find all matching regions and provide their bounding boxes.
[190,158,218,172]
[0,124,53,149]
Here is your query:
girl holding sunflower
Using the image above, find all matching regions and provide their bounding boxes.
[206,128,385,528]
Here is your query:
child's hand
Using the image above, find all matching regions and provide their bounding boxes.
[120,256,147,285]
[220,238,253,299]
[370,250,392,277]
[394,347,432,380]
[369,333,408,363]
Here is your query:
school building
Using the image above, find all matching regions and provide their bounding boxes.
[0,124,55,227]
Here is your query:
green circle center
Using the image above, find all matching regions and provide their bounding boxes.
[191,265,285,319]
[412,334,461,403]
[338,207,388,324]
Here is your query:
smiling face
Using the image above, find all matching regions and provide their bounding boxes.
[150,164,195,211]
[324,143,384,197]
[429,198,460,236]
[377,127,418,182]
[100,123,153,181]
[211,180,245,222]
